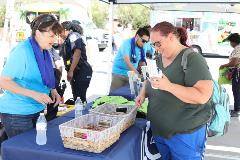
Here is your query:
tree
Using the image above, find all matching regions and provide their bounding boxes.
[91,0,108,29]
[2,0,15,42]
[19,9,27,20]
[116,4,150,30]
[0,4,6,27]
[59,8,69,21]
[90,1,150,30]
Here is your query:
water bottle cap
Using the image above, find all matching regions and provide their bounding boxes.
[40,113,44,116]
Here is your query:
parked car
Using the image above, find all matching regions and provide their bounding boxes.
[84,22,109,52]
[73,20,109,52]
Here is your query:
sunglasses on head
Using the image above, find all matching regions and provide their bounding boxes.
[34,15,57,31]
[139,37,149,44]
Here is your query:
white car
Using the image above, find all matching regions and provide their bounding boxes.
[83,22,109,52]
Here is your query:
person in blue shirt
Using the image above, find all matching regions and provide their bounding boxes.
[110,27,150,92]
[143,25,155,59]
[144,42,155,59]
[0,14,63,138]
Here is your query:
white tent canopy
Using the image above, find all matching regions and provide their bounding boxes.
[104,0,240,13]
[110,0,240,4]
[150,3,240,13]
[102,0,239,87]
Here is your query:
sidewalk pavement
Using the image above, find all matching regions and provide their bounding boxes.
[206,117,240,159]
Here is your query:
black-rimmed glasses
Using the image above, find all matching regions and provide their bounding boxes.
[139,37,149,44]
[151,41,162,47]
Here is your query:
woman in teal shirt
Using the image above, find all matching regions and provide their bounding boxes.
[0,14,63,138]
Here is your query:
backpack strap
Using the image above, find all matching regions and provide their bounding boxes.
[181,48,195,73]
[213,80,222,104]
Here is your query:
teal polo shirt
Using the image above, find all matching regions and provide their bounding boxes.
[0,39,50,115]
[112,38,147,76]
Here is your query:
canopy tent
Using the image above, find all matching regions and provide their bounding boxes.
[109,0,239,4]
[103,0,240,55]
[103,0,240,52]
[102,0,240,90]
[102,0,240,13]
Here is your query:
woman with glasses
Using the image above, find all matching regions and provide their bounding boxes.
[0,14,63,138]
[136,22,213,160]
[110,27,150,92]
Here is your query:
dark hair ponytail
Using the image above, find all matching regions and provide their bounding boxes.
[61,21,83,35]
[152,21,189,47]
[71,23,83,35]
[176,27,189,47]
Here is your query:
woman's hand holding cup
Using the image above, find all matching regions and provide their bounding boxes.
[149,69,163,89]
[151,74,172,91]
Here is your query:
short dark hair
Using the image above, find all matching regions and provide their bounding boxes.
[61,21,83,35]
[227,33,240,44]
[135,27,150,37]
[143,25,151,29]
[72,20,81,25]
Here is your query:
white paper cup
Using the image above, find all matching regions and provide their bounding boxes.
[150,70,162,89]
[141,66,148,80]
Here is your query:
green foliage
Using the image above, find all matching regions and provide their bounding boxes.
[116,4,150,30]
[59,8,70,20]
[91,0,108,29]
[218,18,236,31]
[19,9,27,20]
[90,1,150,30]
[0,4,6,27]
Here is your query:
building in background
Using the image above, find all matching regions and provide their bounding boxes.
[150,10,240,55]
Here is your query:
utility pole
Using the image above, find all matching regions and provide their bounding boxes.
[2,0,15,47]
[88,0,92,21]
[107,1,113,94]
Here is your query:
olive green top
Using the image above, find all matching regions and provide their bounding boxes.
[146,50,212,139]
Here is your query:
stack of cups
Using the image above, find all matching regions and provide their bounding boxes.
[127,71,137,96]
[148,62,162,89]
[141,66,148,81]
[135,77,142,96]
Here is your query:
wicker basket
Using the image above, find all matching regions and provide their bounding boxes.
[59,114,123,153]
[90,104,137,133]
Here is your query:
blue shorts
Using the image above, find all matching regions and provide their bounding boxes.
[154,125,207,160]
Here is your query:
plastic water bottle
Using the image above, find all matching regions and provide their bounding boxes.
[75,97,83,118]
[36,113,47,145]
[60,80,67,96]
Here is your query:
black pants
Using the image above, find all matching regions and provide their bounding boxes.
[232,68,240,111]
[46,69,61,121]
[70,70,91,103]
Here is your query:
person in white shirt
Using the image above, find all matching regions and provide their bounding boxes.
[220,33,240,117]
